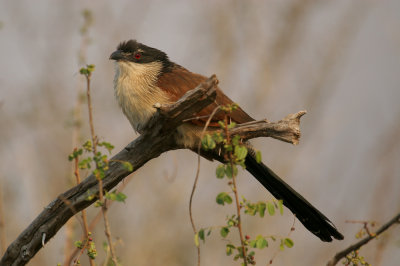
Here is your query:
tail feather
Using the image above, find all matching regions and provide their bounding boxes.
[245,154,343,242]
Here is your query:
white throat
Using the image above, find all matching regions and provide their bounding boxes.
[113,61,170,132]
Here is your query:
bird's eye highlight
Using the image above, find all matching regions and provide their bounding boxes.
[134,53,141,59]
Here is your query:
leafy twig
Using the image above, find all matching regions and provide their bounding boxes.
[72,148,94,266]
[82,65,118,265]
[327,212,400,266]
[190,106,221,266]
[223,114,247,266]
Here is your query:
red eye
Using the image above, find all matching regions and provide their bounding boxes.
[134,53,141,59]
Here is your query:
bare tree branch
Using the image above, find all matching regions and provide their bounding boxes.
[327,212,400,266]
[0,75,306,265]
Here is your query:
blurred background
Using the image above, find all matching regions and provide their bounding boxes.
[1,0,400,265]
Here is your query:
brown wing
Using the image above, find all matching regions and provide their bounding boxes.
[157,64,255,127]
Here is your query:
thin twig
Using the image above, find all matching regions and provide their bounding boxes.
[190,106,221,266]
[85,73,118,265]
[224,115,247,266]
[327,212,400,266]
[269,217,296,264]
[66,11,90,263]
[345,220,376,237]
[72,148,94,266]
[65,175,133,265]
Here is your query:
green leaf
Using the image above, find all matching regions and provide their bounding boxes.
[232,135,241,146]
[216,192,225,205]
[249,240,257,248]
[74,240,83,249]
[256,236,268,249]
[278,200,284,215]
[283,238,294,248]
[216,164,225,179]
[279,241,285,251]
[87,64,95,73]
[98,141,114,153]
[122,161,133,171]
[234,145,248,161]
[201,134,216,150]
[267,201,275,216]
[105,191,127,203]
[257,202,266,218]
[83,140,92,151]
[68,149,83,161]
[227,121,236,129]
[105,191,115,201]
[226,244,235,256]
[225,164,238,178]
[220,227,230,237]
[224,194,232,204]
[78,157,92,169]
[244,202,256,216]
[86,190,95,201]
[94,200,102,207]
[93,168,105,179]
[198,229,205,243]
[80,68,88,75]
[255,150,262,163]
[194,233,199,247]
[212,132,224,143]
[115,192,127,202]
[216,192,232,205]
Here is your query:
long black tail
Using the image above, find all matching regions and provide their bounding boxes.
[245,154,343,242]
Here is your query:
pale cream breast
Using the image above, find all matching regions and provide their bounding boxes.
[113,60,211,148]
[113,61,171,132]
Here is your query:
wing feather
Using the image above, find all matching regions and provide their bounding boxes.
[157,65,255,127]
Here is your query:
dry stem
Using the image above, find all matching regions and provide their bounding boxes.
[327,212,400,266]
[190,106,221,266]
[85,74,118,266]
[224,115,247,266]
[71,148,94,266]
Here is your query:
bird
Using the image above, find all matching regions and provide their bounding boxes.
[109,39,344,242]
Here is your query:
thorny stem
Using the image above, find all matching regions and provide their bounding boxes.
[66,176,133,265]
[85,73,118,266]
[224,115,247,266]
[269,217,296,264]
[190,106,221,266]
[67,12,90,263]
[72,148,95,266]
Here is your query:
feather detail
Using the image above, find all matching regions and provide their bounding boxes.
[157,64,255,127]
[113,61,170,132]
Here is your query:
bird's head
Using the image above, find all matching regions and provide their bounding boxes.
[110,40,172,72]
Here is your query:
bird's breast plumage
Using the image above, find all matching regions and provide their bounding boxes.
[113,61,170,132]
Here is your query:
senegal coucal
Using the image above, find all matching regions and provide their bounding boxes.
[110,39,344,242]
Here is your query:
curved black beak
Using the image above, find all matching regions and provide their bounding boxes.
[109,50,125,61]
